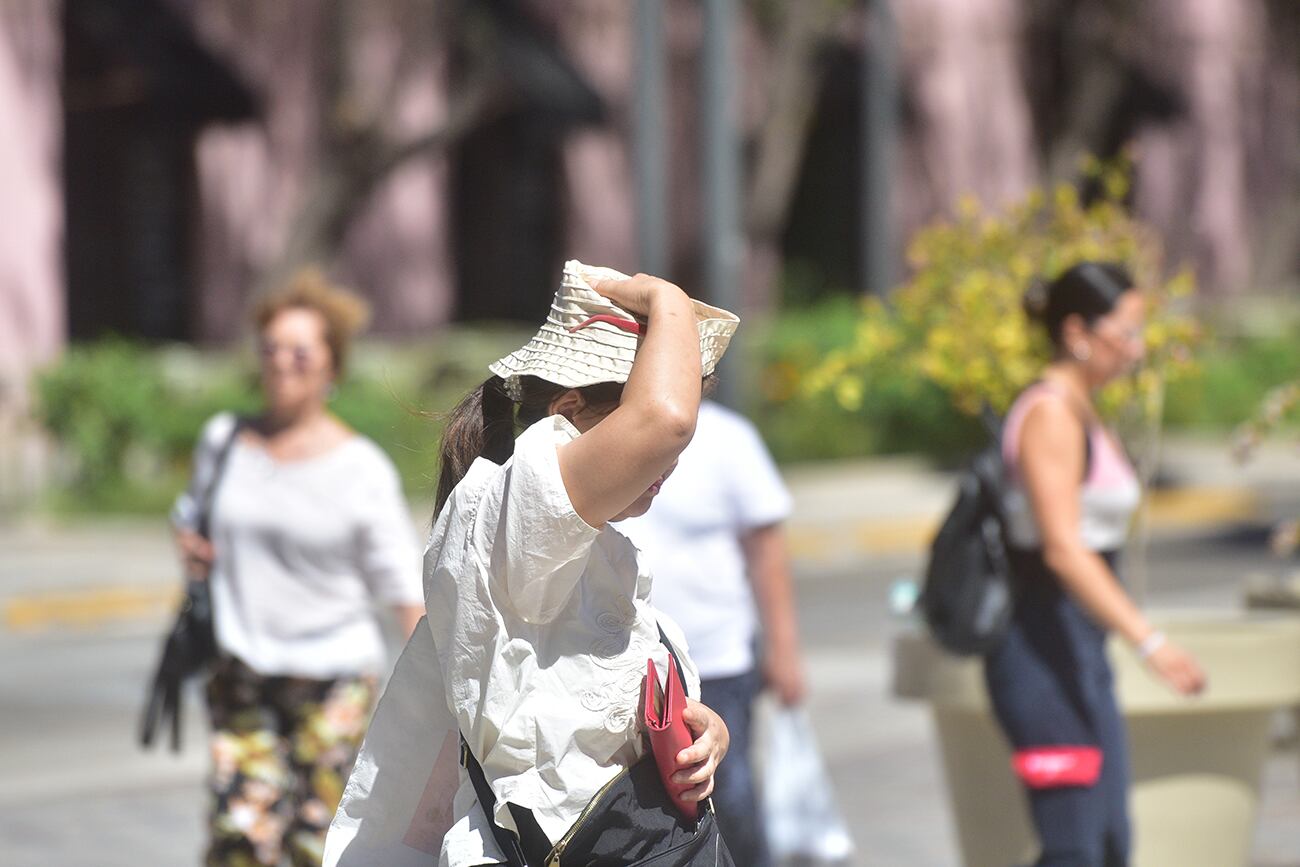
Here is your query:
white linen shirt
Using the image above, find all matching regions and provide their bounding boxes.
[172,412,423,678]
[325,414,699,867]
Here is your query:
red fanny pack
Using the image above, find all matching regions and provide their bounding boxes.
[1012,746,1103,788]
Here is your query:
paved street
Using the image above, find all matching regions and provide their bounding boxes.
[3,443,1300,866]
[3,530,1299,866]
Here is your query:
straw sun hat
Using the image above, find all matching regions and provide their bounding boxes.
[488,260,740,400]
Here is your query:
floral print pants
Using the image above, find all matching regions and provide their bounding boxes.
[204,656,376,867]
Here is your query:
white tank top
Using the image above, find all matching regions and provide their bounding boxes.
[1000,384,1141,552]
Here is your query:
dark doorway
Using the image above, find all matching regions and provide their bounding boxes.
[779,43,864,305]
[448,0,603,323]
[450,111,568,324]
[62,0,255,341]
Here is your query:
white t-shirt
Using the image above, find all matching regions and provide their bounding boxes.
[619,401,792,679]
[325,414,700,867]
[172,413,423,679]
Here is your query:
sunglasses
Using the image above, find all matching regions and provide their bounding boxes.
[258,341,322,370]
[1091,322,1145,348]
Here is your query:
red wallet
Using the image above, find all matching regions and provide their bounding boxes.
[642,654,700,820]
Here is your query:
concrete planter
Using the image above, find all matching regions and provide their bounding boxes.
[893,613,1300,867]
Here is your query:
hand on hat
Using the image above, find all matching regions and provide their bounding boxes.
[590,273,686,318]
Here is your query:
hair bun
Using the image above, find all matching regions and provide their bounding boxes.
[1022,278,1049,320]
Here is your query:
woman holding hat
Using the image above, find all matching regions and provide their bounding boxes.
[325,262,741,866]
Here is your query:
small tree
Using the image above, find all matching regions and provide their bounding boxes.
[803,158,1202,599]
[805,158,1198,420]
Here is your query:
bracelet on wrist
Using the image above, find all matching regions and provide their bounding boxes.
[1136,630,1167,660]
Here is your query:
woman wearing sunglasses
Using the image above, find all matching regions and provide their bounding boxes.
[173,270,424,867]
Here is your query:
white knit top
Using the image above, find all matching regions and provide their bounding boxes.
[172,413,423,678]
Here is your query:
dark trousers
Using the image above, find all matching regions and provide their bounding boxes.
[699,667,770,867]
[984,551,1131,867]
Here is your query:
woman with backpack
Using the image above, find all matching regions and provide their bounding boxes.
[325,262,740,866]
[985,262,1206,866]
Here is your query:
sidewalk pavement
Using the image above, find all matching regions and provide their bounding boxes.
[784,436,1298,570]
[4,436,1297,633]
[3,437,1299,866]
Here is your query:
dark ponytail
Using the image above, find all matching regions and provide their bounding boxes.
[435,376,515,513]
[434,375,625,514]
[1024,261,1134,349]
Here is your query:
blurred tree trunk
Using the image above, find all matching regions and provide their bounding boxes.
[1023,0,1286,294]
[261,79,495,297]
[1250,0,1300,293]
[1132,0,1269,294]
[188,0,482,339]
[895,0,1037,213]
[0,0,62,507]
[1027,0,1145,185]
[0,0,63,410]
[256,0,500,297]
[551,0,638,273]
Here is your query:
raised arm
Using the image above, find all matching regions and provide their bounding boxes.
[557,274,703,527]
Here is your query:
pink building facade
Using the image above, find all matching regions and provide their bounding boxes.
[2,0,1297,422]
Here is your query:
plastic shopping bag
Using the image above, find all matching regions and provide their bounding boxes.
[761,707,855,863]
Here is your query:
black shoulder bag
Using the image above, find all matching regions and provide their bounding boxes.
[139,419,242,751]
[458,628,735,867]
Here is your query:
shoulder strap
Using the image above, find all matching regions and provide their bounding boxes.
[197,418,243,539]
[1083,424,1093,479]
[459,626,688,867]
[459,737,551,867]
[979,403,1002,443]
[656,624,692,699]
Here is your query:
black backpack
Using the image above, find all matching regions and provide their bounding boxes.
[919,410,1014,656]
[920,397,1094,655]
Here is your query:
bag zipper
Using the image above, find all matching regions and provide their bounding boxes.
[545,766,630,867]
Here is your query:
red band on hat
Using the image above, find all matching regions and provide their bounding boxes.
[569,315,644,336]
[1012,746,1103,789]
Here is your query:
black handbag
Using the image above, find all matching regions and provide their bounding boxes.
[139,420,242,751]
[463,743,733,867]
[459,630,735,867]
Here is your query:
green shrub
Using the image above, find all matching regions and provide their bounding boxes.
[745,300,1294,467]
[800,162,1201,444]
[35,340,194,506]
[30,316,1295,514]
[1163,335,1300,432]
[30,328,529,515]
[748,297,981,464]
